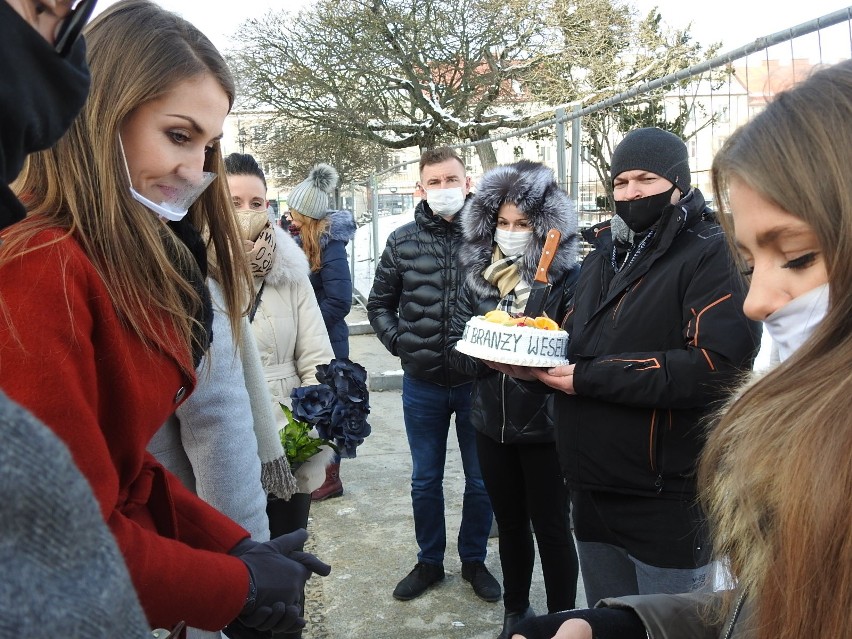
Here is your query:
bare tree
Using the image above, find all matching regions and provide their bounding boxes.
[230,0,722,179]
[253,118,388,198]
[229,0,552,170]
[527,1,724,205]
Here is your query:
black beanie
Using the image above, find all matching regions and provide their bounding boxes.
[610,128,691,194]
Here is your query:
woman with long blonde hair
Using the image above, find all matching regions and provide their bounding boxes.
[0,1,328,634]
[511,58,852,639]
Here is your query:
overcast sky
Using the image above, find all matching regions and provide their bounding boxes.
[92,1,851,55]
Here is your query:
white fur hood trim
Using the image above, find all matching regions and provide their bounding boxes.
[266,225,311,287]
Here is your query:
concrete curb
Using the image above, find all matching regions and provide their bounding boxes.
[348,320,375,336]
[368,370,404,392]
[346,305,404,391]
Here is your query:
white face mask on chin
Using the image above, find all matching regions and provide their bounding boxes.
[494,228,531,256]
[119,136,216,222]
[764,283,829,362]
[128,175,217,222]
[426,187,465,219]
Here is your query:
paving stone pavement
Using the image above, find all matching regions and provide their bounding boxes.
[297,304,586,639]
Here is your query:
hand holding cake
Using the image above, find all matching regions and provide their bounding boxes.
[530,363,576,395]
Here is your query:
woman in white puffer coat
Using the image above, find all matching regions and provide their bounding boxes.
[225,153,336,503]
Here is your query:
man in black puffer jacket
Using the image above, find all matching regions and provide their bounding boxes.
[368,147,500,604]
[528,128,762,606]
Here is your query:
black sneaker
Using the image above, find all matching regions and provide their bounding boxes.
[461,561,501,602]
[392,562,445,601]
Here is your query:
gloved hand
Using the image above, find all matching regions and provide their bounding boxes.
[222,617,274,639]
[229,537,259,557]
[236,529,331,633]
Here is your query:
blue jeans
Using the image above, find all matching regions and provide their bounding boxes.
[402,375,492,565]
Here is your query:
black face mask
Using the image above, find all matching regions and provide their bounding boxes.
[1,3,91,228]
[614,184,678,234]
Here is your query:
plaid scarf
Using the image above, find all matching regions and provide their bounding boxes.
[482,246,531,314]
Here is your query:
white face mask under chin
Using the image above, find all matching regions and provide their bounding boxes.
[426,187,465,218]
[119,136,216,222]
[494,228,531,256]
[763,283,829,362]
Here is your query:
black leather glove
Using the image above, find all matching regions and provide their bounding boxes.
[236,529,331,633]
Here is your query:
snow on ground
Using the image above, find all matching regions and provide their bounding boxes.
[348,210,415,298]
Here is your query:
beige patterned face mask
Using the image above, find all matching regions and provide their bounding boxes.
[236,209,276,277]
[235,209,268,241]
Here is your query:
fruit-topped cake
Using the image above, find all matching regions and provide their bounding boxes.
[456,309,570,367]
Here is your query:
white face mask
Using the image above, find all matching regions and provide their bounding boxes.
[426,187,465,219]
[494,228,532,256]
[763,283,829,362]
[119,136,216,222]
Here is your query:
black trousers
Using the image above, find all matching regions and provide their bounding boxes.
[475,430,579,613]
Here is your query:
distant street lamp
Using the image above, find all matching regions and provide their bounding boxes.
[238,127,247,154]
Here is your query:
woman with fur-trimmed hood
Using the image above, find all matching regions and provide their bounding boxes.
[447,160,581,639]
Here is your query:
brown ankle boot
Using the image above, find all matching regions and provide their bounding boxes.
[311,462,343,501]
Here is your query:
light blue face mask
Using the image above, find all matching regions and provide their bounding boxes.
[764,282,829,362]
[119,136,216,222]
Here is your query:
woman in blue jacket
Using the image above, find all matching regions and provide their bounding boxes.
[287,163,355,359]
[287,163,356,500]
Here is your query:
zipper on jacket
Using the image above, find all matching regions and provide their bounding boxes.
[610,276,645,329]
[721,591,747,639]
[649,409,657,473]
[649,410,664,493]
[500,373,507,443]
[441,226,453,386]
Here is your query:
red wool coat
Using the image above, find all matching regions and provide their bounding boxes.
[0,229,249,631]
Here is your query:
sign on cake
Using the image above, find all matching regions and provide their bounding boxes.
[456,310,570,368]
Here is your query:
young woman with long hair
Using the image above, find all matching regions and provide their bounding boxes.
[511,57,852,639]
[224,152,337,506]
[286,163,355,360]
[286,163,356,500]
[0,1,328,634]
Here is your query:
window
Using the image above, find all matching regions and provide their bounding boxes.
[252,125,266,146]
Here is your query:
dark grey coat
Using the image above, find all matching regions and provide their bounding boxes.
[560,188,761,498]
[600,590,754,639]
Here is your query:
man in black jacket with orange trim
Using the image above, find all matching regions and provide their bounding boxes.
[529,128,761,605]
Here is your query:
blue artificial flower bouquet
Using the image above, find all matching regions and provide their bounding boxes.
[289,357,371,458]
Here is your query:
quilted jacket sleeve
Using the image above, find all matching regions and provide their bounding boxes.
[367,231,402,355]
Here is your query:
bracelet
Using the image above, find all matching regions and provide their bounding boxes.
[243,571,257,613]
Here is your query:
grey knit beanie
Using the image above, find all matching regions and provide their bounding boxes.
[610,128,691,194]
[287,163,339,219]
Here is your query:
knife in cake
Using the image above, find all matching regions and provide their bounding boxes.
[523,228,561,319]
